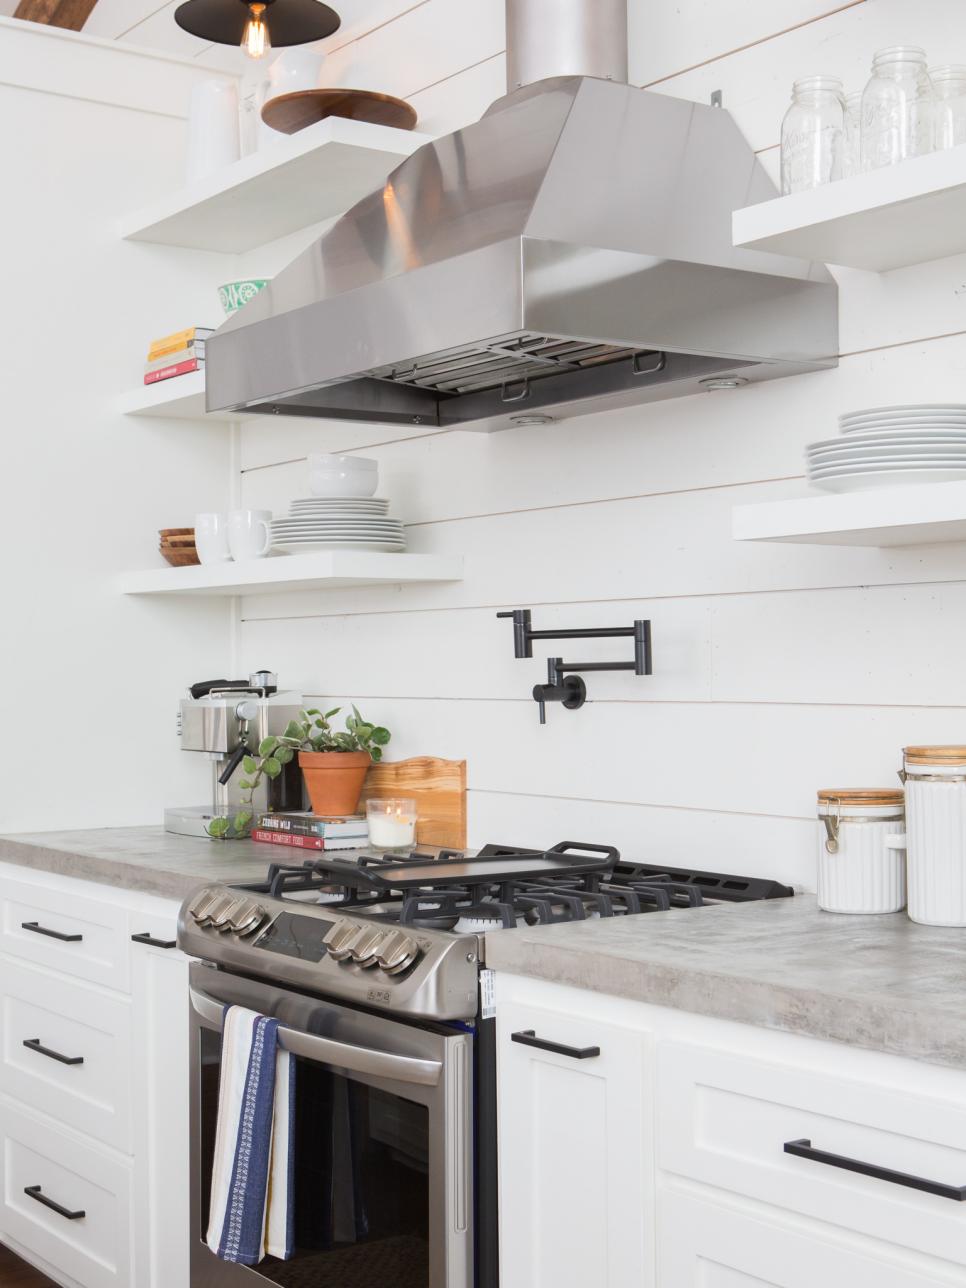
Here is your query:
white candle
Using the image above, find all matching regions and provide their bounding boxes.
[367,799,417,849]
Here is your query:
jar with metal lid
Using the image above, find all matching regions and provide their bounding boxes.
[817,789,906,914]
[902,746,966,926]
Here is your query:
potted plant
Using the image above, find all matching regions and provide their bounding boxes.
[208,705,391,839]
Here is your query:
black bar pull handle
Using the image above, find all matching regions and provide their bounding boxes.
[24,1185,86,1220]
[131,932,177,949]
[23,1038,84,1067]
[784,1138,966,1202]
[511,1029,601,1060]
[21,921,82,943]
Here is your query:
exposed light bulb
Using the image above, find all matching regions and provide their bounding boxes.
[241,2,270,58]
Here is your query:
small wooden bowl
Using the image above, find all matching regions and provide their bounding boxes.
[160,545,200,568]
[160,527,194,538]
[162,534,198,548]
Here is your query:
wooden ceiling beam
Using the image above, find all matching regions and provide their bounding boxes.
[14,0,100,31]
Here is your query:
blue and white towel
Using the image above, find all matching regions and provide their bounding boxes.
[207,1006,295,1265]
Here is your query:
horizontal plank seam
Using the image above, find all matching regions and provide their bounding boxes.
[467,786,815,824]
[240,578,966,622]
[303,693,966,713]
[407,50,505,101]
[324,0,433,57]
[637,0,867,88]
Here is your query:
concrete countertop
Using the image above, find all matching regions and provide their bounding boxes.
[485,895,966,1071]
[0,826,291,900]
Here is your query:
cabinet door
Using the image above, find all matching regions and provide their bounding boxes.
[129,913,190,1288]
[659,1190,962,1287]
[497,998,650,1288]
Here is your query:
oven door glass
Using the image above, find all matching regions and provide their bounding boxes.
[191,970,471,1288]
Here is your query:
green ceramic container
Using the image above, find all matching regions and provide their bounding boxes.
[218,279,269,316]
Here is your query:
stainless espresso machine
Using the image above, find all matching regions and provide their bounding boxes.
[165,671,304,838]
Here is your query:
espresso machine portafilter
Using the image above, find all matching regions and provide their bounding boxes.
[165,671,304,838]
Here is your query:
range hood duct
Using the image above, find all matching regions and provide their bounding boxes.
[206,0,837,431]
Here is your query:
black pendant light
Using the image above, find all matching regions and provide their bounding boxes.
[174,0,340,59]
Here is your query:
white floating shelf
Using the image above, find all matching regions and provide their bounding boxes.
[117,371,234,421]
[119,551,463,597]
[119,117,432,253]
[733,145,966,271]
[733,480,966,547]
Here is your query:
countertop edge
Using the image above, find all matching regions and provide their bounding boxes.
[0,835,202,901]
[484,933,966,1072]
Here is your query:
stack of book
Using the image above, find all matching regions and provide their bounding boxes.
[143,326,214,386]
[251,812,369,851]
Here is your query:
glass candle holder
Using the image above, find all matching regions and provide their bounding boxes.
[366,798,417,851]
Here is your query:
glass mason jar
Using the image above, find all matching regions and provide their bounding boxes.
[931,65,966,150]
[842,90,863,177]
[780,76,845,194]
[860,46,935,171]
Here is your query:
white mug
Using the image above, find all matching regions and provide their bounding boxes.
[228,509,273,561]
[185,81,240,183]
[194,512,232,565]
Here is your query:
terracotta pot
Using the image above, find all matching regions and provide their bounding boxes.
[298,750,371,817]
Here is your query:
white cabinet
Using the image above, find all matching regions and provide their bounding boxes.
[496,995,652,1288]
[494,973,966,1288]
[0,862,189,1288]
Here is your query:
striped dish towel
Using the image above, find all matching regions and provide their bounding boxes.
[207,1006,295,1265]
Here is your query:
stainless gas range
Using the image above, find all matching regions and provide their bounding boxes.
[179,842,793,1288]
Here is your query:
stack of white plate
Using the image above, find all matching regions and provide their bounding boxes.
[271,497,406,552]
[807,405,966,492]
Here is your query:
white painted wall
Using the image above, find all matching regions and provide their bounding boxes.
[0,20,236,830]
[223,0,966,891]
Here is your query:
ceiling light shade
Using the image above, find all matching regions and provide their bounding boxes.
[174,0,340,50]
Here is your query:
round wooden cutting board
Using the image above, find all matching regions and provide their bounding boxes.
[261,88,418,135]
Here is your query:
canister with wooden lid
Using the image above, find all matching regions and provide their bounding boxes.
[902,746,966,926]
[816,789,906,914]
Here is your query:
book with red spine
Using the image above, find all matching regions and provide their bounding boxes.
[250,829,366,851]
[143,357,202,385]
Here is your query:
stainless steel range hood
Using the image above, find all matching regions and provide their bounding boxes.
[206,0,837,431]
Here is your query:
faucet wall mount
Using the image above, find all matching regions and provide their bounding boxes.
[497,608,652,723]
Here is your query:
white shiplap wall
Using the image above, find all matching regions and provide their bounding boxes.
[233,0,966,890]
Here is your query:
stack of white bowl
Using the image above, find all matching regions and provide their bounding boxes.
[271,455,407,553]
[806,405,966,492]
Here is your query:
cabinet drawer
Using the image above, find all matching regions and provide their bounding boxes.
[0,1101,132,1288]
[0,961,131,1152]
[658,1189,962,1287]
[659,1041,966,1268]
[0,881,129,991]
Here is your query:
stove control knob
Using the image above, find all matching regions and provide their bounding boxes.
[348,927,389,969]
[376,930,420,976]
[214,898,248,931]
[188,889,222,925]
[228,900,264,936]
[323,919,361,962]
[195,893,235,928]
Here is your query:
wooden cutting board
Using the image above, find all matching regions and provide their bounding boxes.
[360,757,467,850]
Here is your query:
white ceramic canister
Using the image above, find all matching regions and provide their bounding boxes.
[186,80,240,183]
[816,789,906,914]
[902,745,966,926]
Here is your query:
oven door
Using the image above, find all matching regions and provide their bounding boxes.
[188,963,472,1288]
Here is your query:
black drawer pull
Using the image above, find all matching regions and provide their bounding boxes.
[23,1038,84,1067]
[24,1185,85,1220]
[131,932,177,949]
[784,1138,966,1202]
[511,1029,600,1060]
[21,921,82,943]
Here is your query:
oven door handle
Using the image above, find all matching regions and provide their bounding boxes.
[189,987,443,1087]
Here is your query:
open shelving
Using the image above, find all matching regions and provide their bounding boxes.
[118,370,231,420]
[118,551,464,597]
[119,116,432,253]
[733,480,966,547]
[732,145,966,271]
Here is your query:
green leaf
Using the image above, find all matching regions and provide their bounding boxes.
[258,736,279,757]
[305,708,321,717]
[370,747,383,762]
[325,707,341,719]
[242,755,258,776]
[207,817,230,839]
[263,756,281,779]
[275,746,294,765]
[370,727,391,746]
[233,810,253,833]
[238,779,253,791]
[283,720,305,740]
